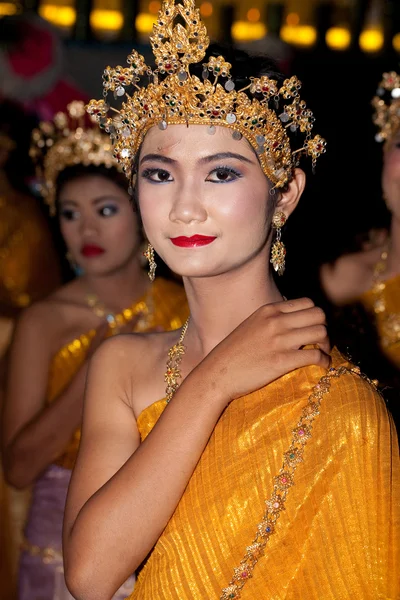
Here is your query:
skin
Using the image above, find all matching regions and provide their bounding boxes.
[63,124,331,600]
[2,174,148,489]
[321,129,400,305]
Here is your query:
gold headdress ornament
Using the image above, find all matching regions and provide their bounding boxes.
[86,0,326,188]
[29,100,122,215]
[372,71,400,143]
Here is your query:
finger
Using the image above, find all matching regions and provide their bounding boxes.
[275,297,315,314]
[276,324,328,352]
[290,347,331,371]
[278,305,326,328]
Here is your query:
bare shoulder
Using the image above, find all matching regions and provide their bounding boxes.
[14,278,83,338]
[88,329,180,417]
[320,247,382,305]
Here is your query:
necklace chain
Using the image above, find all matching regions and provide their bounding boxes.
[165,316,190,403]
[86,293,120,332]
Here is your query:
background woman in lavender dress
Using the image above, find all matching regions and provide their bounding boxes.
[1,102,189,600]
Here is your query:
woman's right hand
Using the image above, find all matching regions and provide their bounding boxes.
[203,297,330,404]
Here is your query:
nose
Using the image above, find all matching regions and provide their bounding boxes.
[78,212,99,237]
[169,179,207,225]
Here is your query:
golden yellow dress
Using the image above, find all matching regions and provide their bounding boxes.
[359,273,400,369]
[19,277,189,600]
[131,348,399,600]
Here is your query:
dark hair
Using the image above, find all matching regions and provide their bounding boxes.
[55,163,130,208]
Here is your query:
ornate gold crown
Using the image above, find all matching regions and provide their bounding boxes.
[372,71,400,143]
[87,0,326,188]
[30,100,122,215]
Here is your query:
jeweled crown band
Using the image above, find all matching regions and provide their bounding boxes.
[372,71,400,144]
[29,100,122,215]
[87,0,326,188]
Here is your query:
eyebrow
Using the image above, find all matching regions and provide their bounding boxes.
[140,154,177,166]
[140,151,255,166]
[60,196,120,206]
[199,152,255,165]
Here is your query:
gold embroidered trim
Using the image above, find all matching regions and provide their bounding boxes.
[220,365,371,600]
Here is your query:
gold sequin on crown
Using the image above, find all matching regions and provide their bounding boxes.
[29,100,123,215]
[86,0,326,189]
[372,71,400,143]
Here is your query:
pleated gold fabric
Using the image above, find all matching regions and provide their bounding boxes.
[360,274,400,368]
[131,348,400,600]
[47,278,189,470]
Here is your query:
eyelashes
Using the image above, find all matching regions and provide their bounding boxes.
[141,168,172,183]
[140,165,243,184]
[207,166,242,183]
[60,209,78,221]
[59,205,119,221]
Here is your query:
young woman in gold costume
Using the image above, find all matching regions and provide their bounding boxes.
[2,101,188,600]
[63,4,399,599]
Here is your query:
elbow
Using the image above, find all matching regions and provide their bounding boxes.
[64,562,105,600]
[64,536,139,600]
[64,548,114,600]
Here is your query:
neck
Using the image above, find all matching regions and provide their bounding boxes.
[82,256,151,313]
[387,216,400,276]
[182,251,283,357]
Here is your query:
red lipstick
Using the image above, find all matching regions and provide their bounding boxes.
[81,244,105,257]
[170,235,216,248]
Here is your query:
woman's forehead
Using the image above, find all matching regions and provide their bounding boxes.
[140,123,255,160]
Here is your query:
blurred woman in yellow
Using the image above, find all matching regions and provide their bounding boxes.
[0,100,62,600]
[63,5,399,599]
[320,70,400,428]
[2,101,188,600]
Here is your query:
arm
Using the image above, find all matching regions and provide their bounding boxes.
[63,335,226,600]
[2,304,98,488]
[64,298,331,600]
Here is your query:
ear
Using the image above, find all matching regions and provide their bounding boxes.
[275,168,306,219]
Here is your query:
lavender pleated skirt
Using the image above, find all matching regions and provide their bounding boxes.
[18,464,136,600]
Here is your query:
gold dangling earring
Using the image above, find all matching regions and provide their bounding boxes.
[143,242,157,281]
[270,211,287,276]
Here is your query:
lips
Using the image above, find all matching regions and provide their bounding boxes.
[170,235,216,248]
[81,244,105,257]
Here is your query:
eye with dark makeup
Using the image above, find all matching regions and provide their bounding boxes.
[60,209,79,221]
[140,165,243,184]
[141,168,172,183]
[98,204,119,217]
[205,166,243,183]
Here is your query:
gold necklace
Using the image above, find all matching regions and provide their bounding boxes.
[165,316,190,402]
[86,293,120,334]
